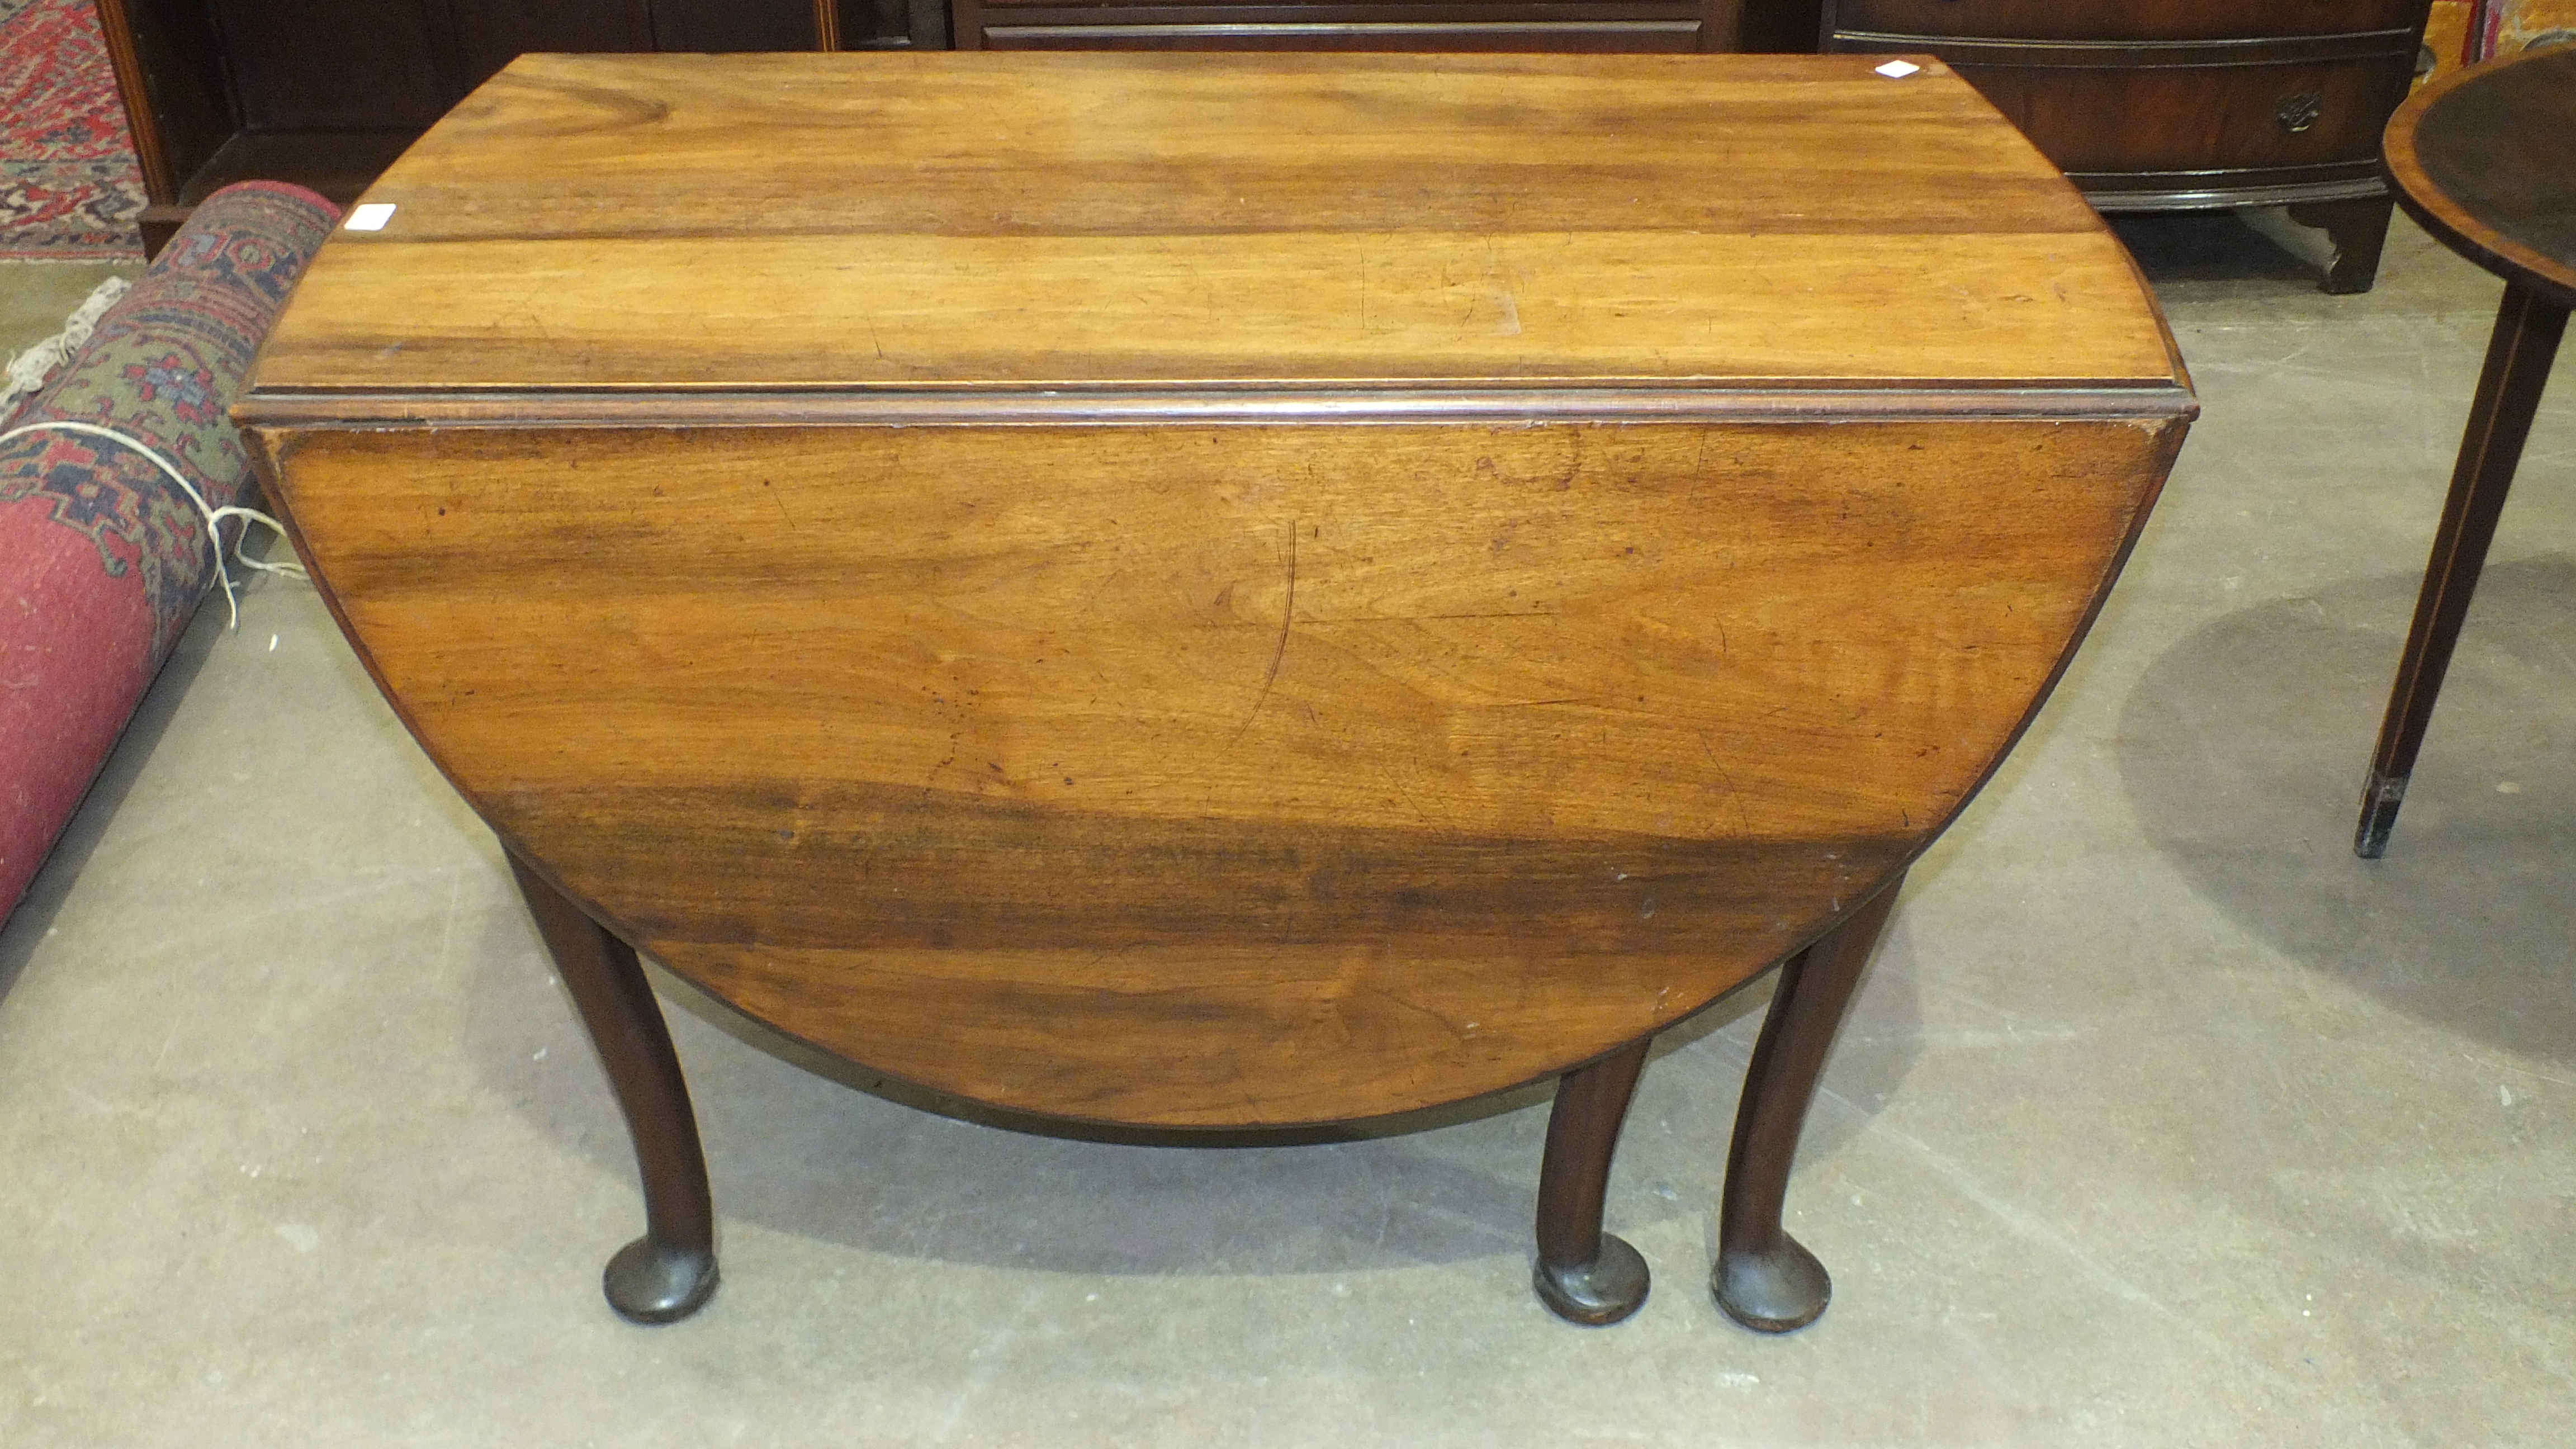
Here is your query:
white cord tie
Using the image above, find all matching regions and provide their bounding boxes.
[0,419,306,630]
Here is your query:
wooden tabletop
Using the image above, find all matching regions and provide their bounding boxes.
[2384,43,2576,307]
[244,51,2185,411]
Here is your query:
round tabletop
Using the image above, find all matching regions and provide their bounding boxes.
[2384,44,2576,307]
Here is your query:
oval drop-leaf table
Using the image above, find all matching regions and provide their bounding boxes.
[236,51,2195,1332]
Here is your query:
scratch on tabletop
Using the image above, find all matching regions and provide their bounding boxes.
[1699,731,1756,832]
[1486,239,1524,338]
[1233,522,1298,745]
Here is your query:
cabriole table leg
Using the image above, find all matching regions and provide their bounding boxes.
[2356,284,2569,858]
[1532,1038,1654,1325]
[506,851,720,1324]
[1712,872,1903,1333]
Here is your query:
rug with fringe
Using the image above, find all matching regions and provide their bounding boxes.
[1,181,337,922]
[1,0,146,260]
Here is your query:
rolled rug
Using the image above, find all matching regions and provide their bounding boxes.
[1,180,338,925]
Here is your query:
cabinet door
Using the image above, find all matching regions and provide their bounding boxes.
[651,0,824,49]
[828,0,954,47]
[448,2,657,94]
[1735,0,1819,49]
[211,0,449,129]
[442,2,816,103]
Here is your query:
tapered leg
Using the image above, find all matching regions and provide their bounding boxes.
[507,851,719,1323]
[1533,1038,1653,1325]
[2285,195,2395,295]
[1713,872,1903,1333]
[2356,286,2568,858]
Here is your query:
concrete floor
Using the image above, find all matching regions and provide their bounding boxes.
[1,259,141,408]
[2,209,2570,1446]
[1,260,139,343]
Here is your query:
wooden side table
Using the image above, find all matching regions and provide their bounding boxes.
[2354,42,2576,856]
[236,53,2193,1332]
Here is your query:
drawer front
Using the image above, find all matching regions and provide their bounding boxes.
[1828,0,2428,42]
[1950,53,2415,181]
[968,1,1716,49]
[984,23,1706,50]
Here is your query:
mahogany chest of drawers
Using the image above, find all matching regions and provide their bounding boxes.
[1824,0,2438,291]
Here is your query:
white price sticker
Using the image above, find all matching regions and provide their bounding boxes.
[345,203,397,231]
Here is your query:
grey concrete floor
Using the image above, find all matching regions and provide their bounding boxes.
[2,210,2571,1446]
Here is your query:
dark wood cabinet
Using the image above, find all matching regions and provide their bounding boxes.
[443,4,658,94]
[94,0,870,254]
[1821,0,2438,292]
[208,1,453,131]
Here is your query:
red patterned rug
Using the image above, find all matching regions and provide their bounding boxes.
[1,0,146,260]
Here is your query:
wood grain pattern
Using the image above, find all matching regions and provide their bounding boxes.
[240,54,2193,1128]
[2383,43,2576,307]
[256,416,2181,1124]
[245,52,2181,396]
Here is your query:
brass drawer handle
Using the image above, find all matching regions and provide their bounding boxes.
[2276,91,2325,134]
